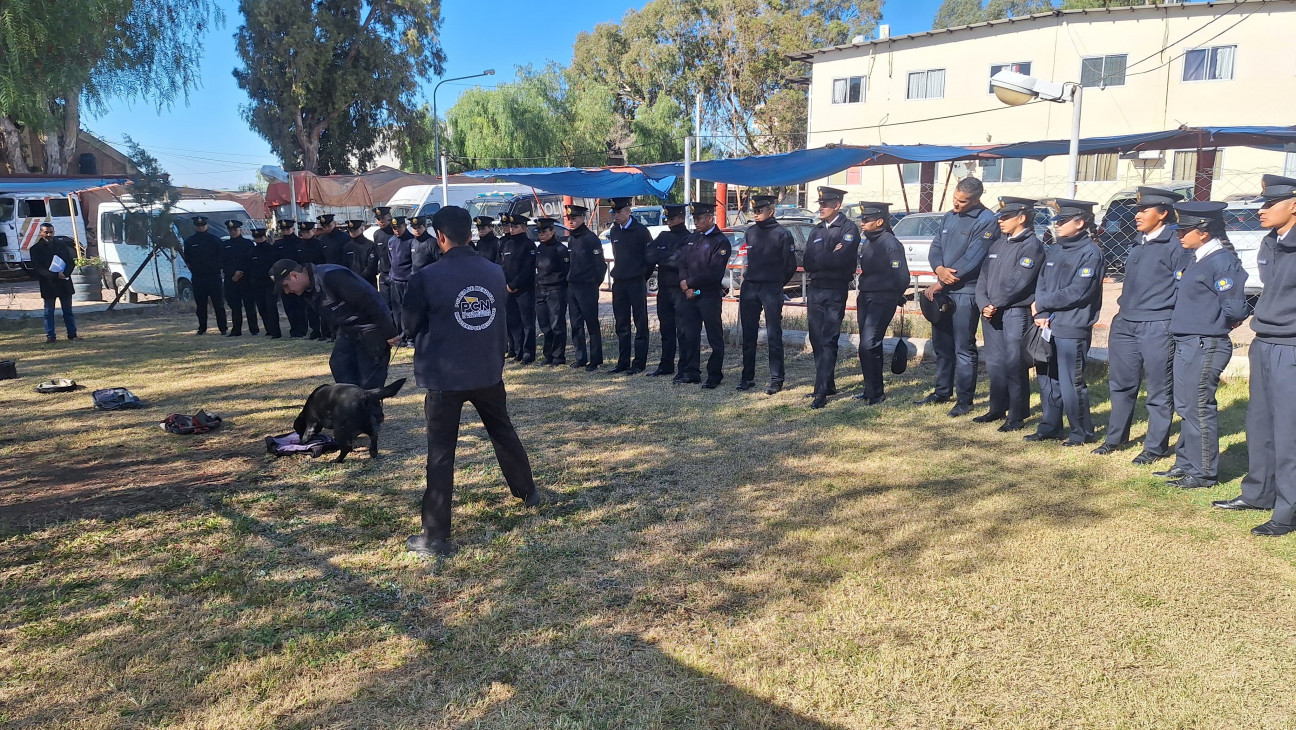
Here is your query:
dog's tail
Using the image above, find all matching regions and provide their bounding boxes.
[370,377,407,400]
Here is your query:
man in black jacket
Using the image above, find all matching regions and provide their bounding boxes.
[564,204,607,371]
[29,223,77,342]
[534,217,570,365]
[737,194,798,394]
[272,258,398,389]
[676,201,732,388]
[607,197,653,374]
[275,219,306,337]
[343,219,378,286]
[473,215,501,264]
[181,216,227,335]
[499,213,537,363]
[644,204,689,377]
[410,215,439,274]
[221,220,256,336]
[317,213,350,342]
[802,187,859,409]
[247,227,280,338]
[400,205,542,558]
[295,221,327,339]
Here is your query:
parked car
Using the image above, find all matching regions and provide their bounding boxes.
[1097,181,1195,277]
[892,212,943,286]
[727,219,819,296]
[1222,199,1265,295]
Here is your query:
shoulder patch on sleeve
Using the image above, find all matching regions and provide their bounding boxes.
[1215,276,1234,292]
[1079,266,1094,278]
[891,260,901,269]
[983,231,994,239]
[1018,256,1035,268]
[1175,269,1184,280]
[843,234,855,243]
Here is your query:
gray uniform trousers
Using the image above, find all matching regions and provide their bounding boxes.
[1240,341,1296,524]
[1105,317,1176,454]
[1171,335,1231,482]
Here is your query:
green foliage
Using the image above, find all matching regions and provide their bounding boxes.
[933,0,1056,29]
[123,136,181,250]
[233,0,446,174]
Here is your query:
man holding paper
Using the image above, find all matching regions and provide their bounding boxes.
[29,223,78,343]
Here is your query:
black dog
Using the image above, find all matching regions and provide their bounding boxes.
[293,378,406,462]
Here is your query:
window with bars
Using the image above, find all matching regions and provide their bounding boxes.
[1080,54,1127,88]
[1172,150,1223,181]
[988,62,1032,93]
[900,163,920,185]
[831,76,865,104]
[1183,46,1236,82]
[906,69,946,100]
[1077,153,1118,182]
[980,158,1023,183]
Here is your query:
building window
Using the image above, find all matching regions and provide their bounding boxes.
[900,163,920,185]
[1285,152,1296,178]
[1173,150,1223,181]
[831,76,865,104]
[989,62,1032,93]
[980,158,1023,183]
[1077,153,1118,182]
[1080,54,1127,87]
[1183,45,1236,82]
[906,69,946,100]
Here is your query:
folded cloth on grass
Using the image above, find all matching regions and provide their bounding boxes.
[92,387,142,410]
[160,410,223,435]
[265,431,339,458]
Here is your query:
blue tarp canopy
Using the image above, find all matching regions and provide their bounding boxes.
[0,177,129,194]
[460,167,676,199]
[638,147,879,186]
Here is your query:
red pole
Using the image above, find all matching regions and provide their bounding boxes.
[716,182,728,228]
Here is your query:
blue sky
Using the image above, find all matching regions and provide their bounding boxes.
[85,0,944,189]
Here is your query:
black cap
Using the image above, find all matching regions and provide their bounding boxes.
[919,290,953,324]
[316,213,335,225]
[609,197,633,210]
[268,258,300,282]
[663,203,687,218]
[816,186,846,204]
[1261,174,1296,204]
[564,204,588,217]
[192,216,209,226]
[1135,187,1184,208]
[689,201,715,217]
[277,219,295,229]
[298,221,316,231]
[473,216,495,227]
[535,217,558,229]
[409,216,427,228]
[1173,201,1227,231]
[752,194,778,209]
[250,227,267,237]
[997,196,1037,219]
[345,219,365,232]
[373,206,392,217]
[392,216,407,226]
[1043,198,1097,222]
[508,213,530,225]
[855,201,891,220]
[225,219,243,229]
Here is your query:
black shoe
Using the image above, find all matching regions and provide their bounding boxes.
[736,381,755,391]
[1091,443,1118,455]
[523,489,549,507]
[1252,521,1296,537]
[626,367,644,375]
[701,380,721,390]
[585,364,600,372]
[971,412,1004,423]
[804,389,836,398]
[218,329,228,336]
[1024,431,1062,442]
[249,329,260,335]
[551,360,565,367]
[810,395,827,409]
[194,330,206,336]
[948,404,972,418]
[1153,467,1188,479]
[646,368,673,377]
[269,335,282,340]
[607,365,630,374]
[309,334,321,341]
[674,376,700,385]
[521,357,536,365]
[914,393,950,406]
[406,534,453,557]
[998,420,1025,432]
[765,383,784,395]
[867,395,887,406]
[290,333,306,338]
[571,361,588,369]
[1131,451,1164,466]
[67,334,78,340]
[1213,496,1266,511]
[1061,436,1096,447]
[227,331,242,337]
[1168,475,1216,489]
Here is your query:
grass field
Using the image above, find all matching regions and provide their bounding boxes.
[3,309,1295,729]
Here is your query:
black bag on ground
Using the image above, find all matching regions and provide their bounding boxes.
[92,387,142,410]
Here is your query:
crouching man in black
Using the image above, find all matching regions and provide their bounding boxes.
[401,206,543,558]
[271,258,398,389]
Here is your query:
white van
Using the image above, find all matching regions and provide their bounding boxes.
[385,183,531,219]
[98,199,257,302]
[0,192,88,271]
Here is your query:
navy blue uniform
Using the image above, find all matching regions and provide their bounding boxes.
[306,264,396,389]
[221,234,257,335]
[182,230,227,334]
[739,218,798,387]
[565,224,607,367]
[248,240,280,337]
[1032,233,1103,443]
[274,233,303,335]
[1240,227,1296,522]
[344,234,378,287]
[645,223,690,374]
[474,231,501,264]
[928,205,999,405]
[295,236,327,339]
[975,229,1043,421]
[1104,226,1191,455]
[854,229,908,401]
[500,233,537,362]
[320,229,349,266]
[387,231,416,338]
[1169,244,1249,483]
[609,218,654,370]
[535,239,570,364]
[803,213,860,397]
[402,244,537,542]
[676,226,732,384]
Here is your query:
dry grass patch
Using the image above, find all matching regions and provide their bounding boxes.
[1,309,1295,728]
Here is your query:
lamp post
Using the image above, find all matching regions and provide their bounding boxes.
[432,69,495,207]
[990,70,1084,198]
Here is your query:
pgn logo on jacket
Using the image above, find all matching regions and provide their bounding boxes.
[454,285,497,331]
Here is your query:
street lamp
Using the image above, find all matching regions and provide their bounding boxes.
[990,70,1084,198]
[432,69,495,206]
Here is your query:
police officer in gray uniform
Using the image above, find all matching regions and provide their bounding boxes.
[974,197,1044,431]
[1026,199,1103,446]
[853,201,908,405]
[1214,175,1296,535]
[802,186,860,409]
[737,194,798,394]
[675,201,732,388]
[919,177,999,417]
[1151,202,1249,489]
[1094,187,1190,463]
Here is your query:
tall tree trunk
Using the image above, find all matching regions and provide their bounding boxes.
[0,116,32,174]
[43,95,80,175]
